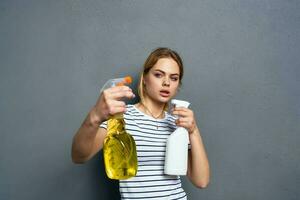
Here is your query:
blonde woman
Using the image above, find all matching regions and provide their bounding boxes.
[72,47,210,199]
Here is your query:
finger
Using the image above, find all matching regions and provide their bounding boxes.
[102,86,132,97]
[114,90,136,100]
[172,109,189,117]
[173,107,189,113]
[108,107,126,116]
[107,88,135,100]
[176,117,189,124]
[109,100,126,108]
[107,100,127,115]
[176,118,193,129]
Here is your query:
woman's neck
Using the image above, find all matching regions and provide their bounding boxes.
[137,98,166,119]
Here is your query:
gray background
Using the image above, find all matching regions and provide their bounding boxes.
[1,0,299,200]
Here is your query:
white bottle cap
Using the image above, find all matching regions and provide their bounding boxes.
[171,99,190,108]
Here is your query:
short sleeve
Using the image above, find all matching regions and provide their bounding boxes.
[99,120,107,129]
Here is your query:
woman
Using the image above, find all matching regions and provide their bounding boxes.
[72,47,210,199]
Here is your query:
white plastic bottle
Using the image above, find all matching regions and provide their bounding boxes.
[164,99,190,175]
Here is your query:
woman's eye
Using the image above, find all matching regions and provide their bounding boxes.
[171,77,178,81]
[154,73,162,78]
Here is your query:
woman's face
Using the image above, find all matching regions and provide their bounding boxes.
[143,58,180,104]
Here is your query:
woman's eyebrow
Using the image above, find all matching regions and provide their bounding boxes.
[153,69,179,76]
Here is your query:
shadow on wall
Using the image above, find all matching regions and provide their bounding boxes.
[22,153,120,199]
[94,151,120,199]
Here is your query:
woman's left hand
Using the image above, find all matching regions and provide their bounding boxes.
[172,107,197,134]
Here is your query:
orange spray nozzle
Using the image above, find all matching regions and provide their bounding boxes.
[116,76,133,86]
[124,76,132,84]
[100,76,133,92]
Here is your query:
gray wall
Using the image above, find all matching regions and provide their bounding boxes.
[1,0,299,199]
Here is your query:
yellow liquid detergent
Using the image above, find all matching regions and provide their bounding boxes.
[103,115,137,179]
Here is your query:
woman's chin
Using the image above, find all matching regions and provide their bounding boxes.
[158,95,172,103]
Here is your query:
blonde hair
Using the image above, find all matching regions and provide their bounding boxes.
[137,47,184,110]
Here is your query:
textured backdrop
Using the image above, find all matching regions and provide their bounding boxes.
[1,0,299,199]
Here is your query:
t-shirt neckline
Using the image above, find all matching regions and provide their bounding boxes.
[131,104,168,121]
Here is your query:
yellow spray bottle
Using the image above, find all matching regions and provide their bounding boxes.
[101,76,138,180]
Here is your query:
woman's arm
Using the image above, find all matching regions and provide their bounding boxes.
[172,107,210,188]
[187,127,210,188]
[71,85,135,163]
[71,108,106,163]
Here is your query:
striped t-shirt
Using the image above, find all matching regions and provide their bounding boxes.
[100,104,188,200]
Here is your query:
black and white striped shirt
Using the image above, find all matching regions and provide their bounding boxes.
[100,104,188,200]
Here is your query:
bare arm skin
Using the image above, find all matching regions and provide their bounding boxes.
[71,109,107,163]
[187,127,210,188]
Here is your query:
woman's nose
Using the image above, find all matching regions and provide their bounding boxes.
[163,78,170,86]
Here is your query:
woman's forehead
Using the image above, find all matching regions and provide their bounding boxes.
[151,58,180,74]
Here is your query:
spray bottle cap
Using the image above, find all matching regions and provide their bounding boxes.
[171,99,190,108]
[124,76,132,84]
[115,76,132,86]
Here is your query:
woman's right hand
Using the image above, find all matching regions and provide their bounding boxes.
[92,86,135,123]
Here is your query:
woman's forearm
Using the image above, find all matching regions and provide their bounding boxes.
[187,127,210,188]
[71,108,102,163]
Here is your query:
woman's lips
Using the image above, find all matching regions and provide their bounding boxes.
[159,90,170,97]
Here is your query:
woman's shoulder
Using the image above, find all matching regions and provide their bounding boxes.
[124,104,140,116]
[125,104,136,111]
